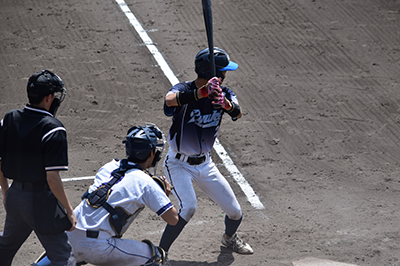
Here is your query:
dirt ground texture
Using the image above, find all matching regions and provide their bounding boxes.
[1,0,400,265]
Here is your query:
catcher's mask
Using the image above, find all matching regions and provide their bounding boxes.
[27,69,66,116]
[123,123,165,172]
[194,47,238,81]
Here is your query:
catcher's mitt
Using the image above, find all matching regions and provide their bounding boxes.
[151,175,167,193]
[144,170,172,196]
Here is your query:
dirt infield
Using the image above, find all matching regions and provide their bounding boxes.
[1,0,400,265]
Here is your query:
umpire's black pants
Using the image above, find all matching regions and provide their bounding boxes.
[0,183,74,266]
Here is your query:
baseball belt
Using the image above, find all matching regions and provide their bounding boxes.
[72,228,113,239]
[174,152,209,165]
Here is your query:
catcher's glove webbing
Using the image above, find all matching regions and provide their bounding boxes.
[151,175,167,193]
[144,169,169,194]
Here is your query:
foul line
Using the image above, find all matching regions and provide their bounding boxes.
[62,176,95,182]
[67,0,264,210]
[115,0,179,86]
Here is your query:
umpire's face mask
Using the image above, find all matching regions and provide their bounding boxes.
[49,88,66,116]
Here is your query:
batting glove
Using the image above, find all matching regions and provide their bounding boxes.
[212,91,229,110]
[200,77,221,98]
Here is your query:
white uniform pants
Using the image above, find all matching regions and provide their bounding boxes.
[67,229,153,266]
[163,151,242,222]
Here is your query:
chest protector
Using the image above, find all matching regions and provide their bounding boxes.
[81,159,141,237]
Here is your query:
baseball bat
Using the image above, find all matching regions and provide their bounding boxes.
[202,0,216,77]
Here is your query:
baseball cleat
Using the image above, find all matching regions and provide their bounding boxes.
[221,233,254,255]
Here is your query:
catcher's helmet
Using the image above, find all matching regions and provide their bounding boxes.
[123,123,165,165]
[195,47,238,81]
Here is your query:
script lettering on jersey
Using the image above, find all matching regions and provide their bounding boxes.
[188,109,221,128]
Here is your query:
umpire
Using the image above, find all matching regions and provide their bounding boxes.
[0,70,77,266]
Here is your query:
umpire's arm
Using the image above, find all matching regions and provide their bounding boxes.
[47,170,77,231]
[0,162,8,209]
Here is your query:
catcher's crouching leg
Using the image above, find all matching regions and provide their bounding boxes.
[141,239,166,266]
[32,251,87,266]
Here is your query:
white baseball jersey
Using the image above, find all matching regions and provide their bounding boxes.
[75,159,172,236]
[68,159,173,266]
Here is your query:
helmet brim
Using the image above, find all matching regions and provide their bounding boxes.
[219,61,238,71]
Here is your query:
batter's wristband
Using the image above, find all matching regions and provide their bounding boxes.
[176,89,199,106]
[226,101,241,118]
[199,86,208,98]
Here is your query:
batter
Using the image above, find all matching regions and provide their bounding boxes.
[159,47,253,256]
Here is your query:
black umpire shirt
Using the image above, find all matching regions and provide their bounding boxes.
[0,105,68,183]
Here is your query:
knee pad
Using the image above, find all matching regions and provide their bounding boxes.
[141,239,166,266]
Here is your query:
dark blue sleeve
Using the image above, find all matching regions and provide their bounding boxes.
[222,86,240,121]
[164,100,177,117]
[222,86,238,103]
[164,82,189,116]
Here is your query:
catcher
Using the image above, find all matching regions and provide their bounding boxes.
[33,123,178,266]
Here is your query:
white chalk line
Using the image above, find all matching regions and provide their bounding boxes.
[213,139,264,209]
[64,0,264,210]
[62,176,94,182]
[115,0,179,87]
